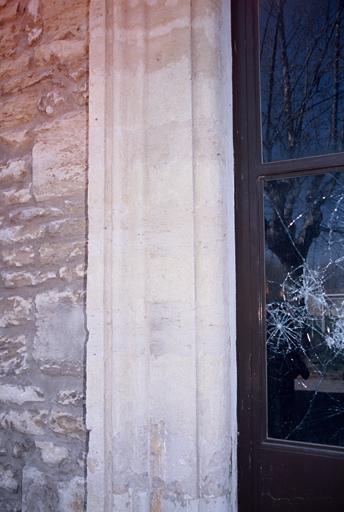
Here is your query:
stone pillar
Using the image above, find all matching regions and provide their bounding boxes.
[86,1,236,510]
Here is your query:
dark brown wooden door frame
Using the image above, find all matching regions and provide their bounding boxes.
[232,1,344,510]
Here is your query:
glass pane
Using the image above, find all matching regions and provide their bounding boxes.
[265,172,344,446]
[260,0,344,162]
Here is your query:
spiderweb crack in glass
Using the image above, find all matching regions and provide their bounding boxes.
[265,172,344,446]
[267,302,305,352]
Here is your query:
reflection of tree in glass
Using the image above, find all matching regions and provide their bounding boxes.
[261,0,344,161]
[265,173,344,445]
[265,174,340,269]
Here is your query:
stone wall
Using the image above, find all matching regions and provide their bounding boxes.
[0,0,88,510]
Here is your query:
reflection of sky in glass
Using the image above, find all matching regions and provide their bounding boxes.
[260,0,344,161]
[264,173,344,446]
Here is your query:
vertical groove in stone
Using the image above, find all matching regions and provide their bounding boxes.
[87,1,236,510]
[189,0,202,506]
[104,0,115,509]
[190,0,235,507]
[87,0,108,509]
[111,1,150,509]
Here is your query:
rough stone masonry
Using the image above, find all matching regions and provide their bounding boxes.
[0,0,88,510]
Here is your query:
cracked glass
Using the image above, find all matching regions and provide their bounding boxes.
[265,172,344,446]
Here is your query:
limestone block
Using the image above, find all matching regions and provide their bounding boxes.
[0,436,7,456]
[8,206,62,222]
[0,160,28,186]
[0,127,32,151]
[0,19,20,59]
[39,241,84,264]
[25,0,43,46]
[39,361,83,377]
[45,218,85,238]
[0,385,44,404]
[12,439,34,458]
[37,89,66,116]
[0,464,18,493]
[0,187,32,206]
[0,410,48,435]
[32,111,86,201]
[0,88,41,131]
[0,225,44,244]
[35,441,68,465]
[27,0,39,20]
[59,264,85,282]
[58,476,84,512]
[56,389,83,406]
[34,40,86,67]
[50,411,84,439]
[0,500,21,512]
[0,1,20,23]
[1,270,56,288]
[1,246,35,267]
[0,218,80,245]
[22,466,59,512]
[0,53,30,83]
[33,290,85,366]
[0,296,32,327]
[40,0,87,41]
[1,68,52,96]
[0,335,28,375]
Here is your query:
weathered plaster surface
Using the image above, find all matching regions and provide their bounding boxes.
[87,0,236,510]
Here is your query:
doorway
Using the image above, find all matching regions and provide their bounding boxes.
[233,1,344,510]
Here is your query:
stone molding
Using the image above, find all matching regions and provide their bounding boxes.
[86,1,237,510]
